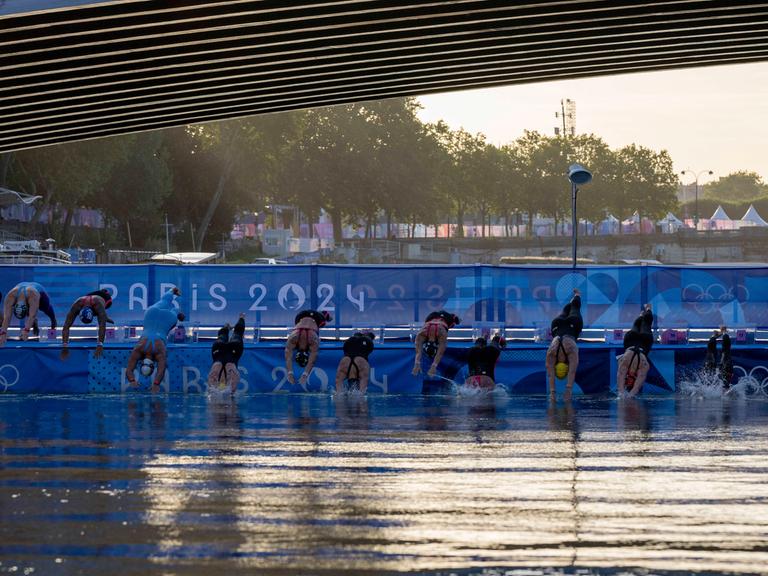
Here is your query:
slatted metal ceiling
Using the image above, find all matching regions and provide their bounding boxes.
[3,0,768,153]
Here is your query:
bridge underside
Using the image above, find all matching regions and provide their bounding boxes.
[3,0,768,152]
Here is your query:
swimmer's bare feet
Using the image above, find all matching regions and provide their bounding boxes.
[573,288,581,296]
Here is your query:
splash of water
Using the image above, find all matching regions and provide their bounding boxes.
[456,381,509,398]
[678,368,768,399]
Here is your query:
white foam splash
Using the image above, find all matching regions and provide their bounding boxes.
[678,368,768,399]
[456,382,509,398]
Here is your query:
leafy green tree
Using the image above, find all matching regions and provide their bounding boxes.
[98,132,173,248]
[9,136,133,242]
[703,171,768,202]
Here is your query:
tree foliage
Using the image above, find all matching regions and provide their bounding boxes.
[703,171,768,203]
[4,97,682,249]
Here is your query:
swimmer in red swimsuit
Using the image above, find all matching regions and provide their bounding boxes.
[412,310,460,378]
[617,304,654,397]
[285,310,331,386]
[60,289,114,359]
[464,334,506,391]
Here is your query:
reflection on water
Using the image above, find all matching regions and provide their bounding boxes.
[2,393,768,575]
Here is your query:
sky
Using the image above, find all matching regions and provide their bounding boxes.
[416,61,768,183]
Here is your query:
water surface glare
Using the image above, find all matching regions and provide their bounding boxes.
[1,393,768,575]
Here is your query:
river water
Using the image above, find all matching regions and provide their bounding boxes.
[1,392,767,575]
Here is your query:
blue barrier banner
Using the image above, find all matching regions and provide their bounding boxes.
[0,341,753,396]
[2,264,768,329]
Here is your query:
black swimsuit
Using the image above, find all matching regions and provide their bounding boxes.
[211,318,245,380]
[468,345,500,380]
[551,295,583,340]
[343,334,374,382]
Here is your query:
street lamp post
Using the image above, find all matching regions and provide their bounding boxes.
[680,169,713,228]
[567,163,593,268]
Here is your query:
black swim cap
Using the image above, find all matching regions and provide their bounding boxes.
[422,340,438,359]
[294,349,309,368]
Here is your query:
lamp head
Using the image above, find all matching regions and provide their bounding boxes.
[568,163,592,186]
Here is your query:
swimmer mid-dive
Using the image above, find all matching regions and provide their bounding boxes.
[207,313,246,394]
[125,287,184,388]
[60,289,114,359]
[465,334,506,391]
[285,309,331,385]
[0,282,56,345]
[617,304,654,397]
[412,310,460,378]
[335,330,375,394]
[704,325,733,390]
[546,289,582,401]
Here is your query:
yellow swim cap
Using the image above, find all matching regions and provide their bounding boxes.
[555,362,569,380]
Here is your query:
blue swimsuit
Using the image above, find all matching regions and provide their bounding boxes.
[140,291,179,352]
[16,282,56,325]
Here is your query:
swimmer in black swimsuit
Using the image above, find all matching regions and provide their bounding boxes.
[617,304,654,397]
[546,289,582,401]
[285,309,331,385]
[335,331,375,393]
[207,313,246,394]
[704,326,733,389]
[465,334,506,391]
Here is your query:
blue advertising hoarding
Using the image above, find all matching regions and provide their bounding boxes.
[0,263,766,329]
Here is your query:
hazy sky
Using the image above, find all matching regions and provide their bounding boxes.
[416,61,768,183]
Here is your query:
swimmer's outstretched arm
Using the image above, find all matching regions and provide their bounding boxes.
[335,357,350,393]
[153,341,167,386]
[412,332,425,375]
[21,290,41,340]
[285,335,297,384]
[428,334,447,377]
[545,343,557,399]
[616,355,628,395]
[125,344,143,385]
[564,348,579,402]
[300,338,320,385]
[61,300,84,346]
[358,358,370,393]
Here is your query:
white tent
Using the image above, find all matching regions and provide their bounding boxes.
[710,205,731,220]
[598,213,620,235]
[658,212,684,233]
[741,204,768,227]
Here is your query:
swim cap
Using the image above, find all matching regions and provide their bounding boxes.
[555,362,569,379]
[79,307,94,324]
[13,303,28,319]
[422,340,438,359]
[139,358,155,377]
[294,349,309,368]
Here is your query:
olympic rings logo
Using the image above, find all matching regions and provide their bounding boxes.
[733,365,768,396]
[0,364,20,392]
[681,283,749,314]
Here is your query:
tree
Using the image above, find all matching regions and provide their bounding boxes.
[98,132,173,248]
[703,171,768,202]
